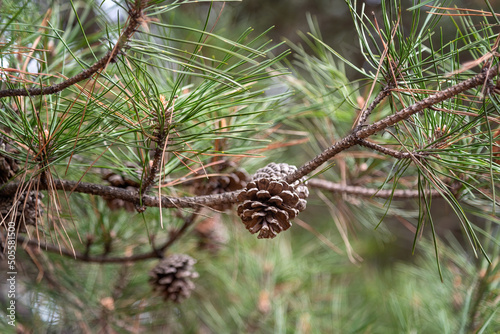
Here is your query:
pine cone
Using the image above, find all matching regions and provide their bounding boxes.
[194,215,229,253]
[237,163,308,239]
[101,166,140,212]
[0,191,44,231]
[0,141,19,184]
[193,162,249,211]
[149,254,199,303]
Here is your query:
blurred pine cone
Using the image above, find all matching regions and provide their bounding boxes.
[0,139,43,231]
[0,139,19,184]
[101,165,140,212]
[149,254,199,303]
[0,154,18,184]
[237,163,308,239]
[192,161,249,211]
[0,191,44,231]
[194,215,229,253]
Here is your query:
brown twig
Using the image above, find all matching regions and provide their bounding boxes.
[358,139,427,159]
[0,53,115,98]
[14,210,199,263]
[355,84,393,129]
[285,66,499,184]
[307,178,445,198]
[136,96,178,213]
[136,139,166,213]
[0,179,241,209]
[0,3,145,98]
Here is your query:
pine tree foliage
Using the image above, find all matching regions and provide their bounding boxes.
[0,0,498,332]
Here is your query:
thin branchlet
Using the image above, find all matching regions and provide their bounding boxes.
[136,136,167,212]
[14,210,199,263]
[358,139,427,159]
[0,53,114,98]
[355,84,393,129]
[137,99,176,212]
[307,178,446,198]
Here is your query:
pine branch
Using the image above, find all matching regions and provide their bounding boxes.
[14,210,199,263]
[0,2,146,98]
[357,139,427,159]
[0,179,241,209]
[137,99,176,212]
[0,172,453,214]
[285,66,499,184]
[0,53,115,98]
[136,137,167,213]
[17,233,162,263]
[307,178,446,198]
[355,84,393,129]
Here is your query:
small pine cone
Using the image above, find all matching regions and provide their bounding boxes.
[104,186,137,212]
[237,163,308,239]
[193,164,249,211]
[102,167,140,211]
[251,163,309,199]
[194,216,229,253]
[0,142,19,184]
[102,165,140,188]
[149,254,199,303]
[0,191,44,231]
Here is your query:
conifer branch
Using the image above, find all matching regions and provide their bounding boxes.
[137,98,176,212]
[14,210,199,263]
[357,139,426,159]
[285,66,499,184]
[307,178,446,198]
[355,84,393,129]
[0,179,242,209]
[0,2,146,98]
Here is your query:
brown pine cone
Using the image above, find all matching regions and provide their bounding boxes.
[0,140,19,184]
[192,162,249,211]
[237,163,308,239]
[0,191,44,231]
[101,166,140,212]
[194,215,229,253]
[149,254,199,303]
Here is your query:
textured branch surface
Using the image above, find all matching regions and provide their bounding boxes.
[0,53,115,98]
[356,84,393,128]
[0,3,145,98]
[358,139,426,159]
[285,66,499,184]
[0,179,241,209]
[308,178,443,198]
